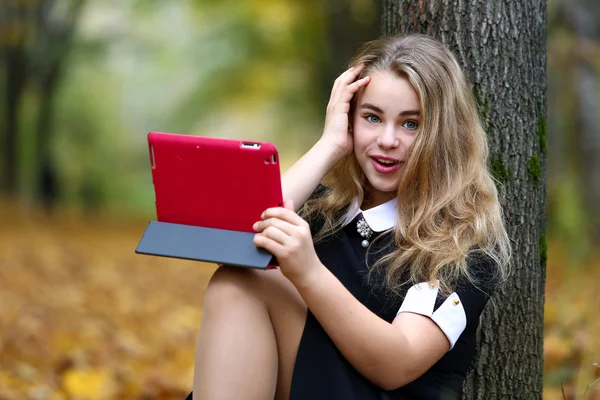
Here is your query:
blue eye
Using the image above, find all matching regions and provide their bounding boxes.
[403,120,419,130]
[366,114,381,123]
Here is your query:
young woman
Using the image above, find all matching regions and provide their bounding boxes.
[186,33,511,400]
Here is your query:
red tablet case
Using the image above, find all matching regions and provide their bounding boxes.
[149,132,283,232]
[136,132,283,268]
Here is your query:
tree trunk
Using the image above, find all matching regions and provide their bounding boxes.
[382,1,547,398]
[37,74,60,208]
[319,0,382,105]
[0,0,85,204]
[3,47,27,196]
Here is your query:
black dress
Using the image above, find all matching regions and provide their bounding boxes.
[289,209,496,400]
[185,195,496,400]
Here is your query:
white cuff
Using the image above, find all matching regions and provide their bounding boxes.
[397,282,467,350]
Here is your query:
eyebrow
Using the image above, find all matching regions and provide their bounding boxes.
[359,103,420,117]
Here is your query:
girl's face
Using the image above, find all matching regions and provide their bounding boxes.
[352,71,420,208]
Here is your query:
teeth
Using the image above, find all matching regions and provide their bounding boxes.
[375,158,397,165]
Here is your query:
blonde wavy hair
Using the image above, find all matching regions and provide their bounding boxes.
[300,34,511,296]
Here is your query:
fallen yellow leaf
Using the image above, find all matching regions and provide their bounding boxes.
[62,368,116,400]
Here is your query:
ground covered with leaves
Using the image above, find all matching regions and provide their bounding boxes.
[0,205,216,399]
[0,204,598,399]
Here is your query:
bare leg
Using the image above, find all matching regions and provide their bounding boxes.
[192,266,307,400]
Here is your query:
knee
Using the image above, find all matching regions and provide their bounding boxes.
[204,265,260,305]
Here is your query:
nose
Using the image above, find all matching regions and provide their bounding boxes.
[376,124,400,149]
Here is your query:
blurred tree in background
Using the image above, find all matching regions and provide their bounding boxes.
[548,0,600,263]
[1,0,85,207]
[1,0,343,213]
[2,0,594,261]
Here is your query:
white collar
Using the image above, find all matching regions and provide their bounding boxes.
[342,197,398,232]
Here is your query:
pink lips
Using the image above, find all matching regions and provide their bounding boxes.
[370,155,401,174]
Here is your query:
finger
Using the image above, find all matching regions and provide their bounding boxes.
[347,75,371,93]
[259,225,291,245]
[339,64,366,85]
[340,64,364,78]
[330,74,369,111]
[254,217,295,236]
[335,76,370,106]
[262,207,305,226]
[333,65,360,84]
[330,65,365,96]
[254,232,288,255]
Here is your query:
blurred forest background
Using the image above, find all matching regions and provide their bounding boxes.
[0,0,599,399]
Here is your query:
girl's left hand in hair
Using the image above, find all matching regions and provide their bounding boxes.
[253,200,322,287]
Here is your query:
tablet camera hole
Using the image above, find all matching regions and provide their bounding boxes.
[271,154,277,164]
[241,142,261,150]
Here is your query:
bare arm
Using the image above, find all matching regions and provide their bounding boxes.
[256,66,451,389]
[281,65,371,211]
[295,264,449,390]
[254,208,451,391]
[281,139,339,211]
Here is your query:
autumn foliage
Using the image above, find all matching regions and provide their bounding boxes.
[0,204,216,399]
[0,203,598,399]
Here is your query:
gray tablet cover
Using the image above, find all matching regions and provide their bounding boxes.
[136,221,276,269]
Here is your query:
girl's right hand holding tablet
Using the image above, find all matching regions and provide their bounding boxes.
[320,65,371,161]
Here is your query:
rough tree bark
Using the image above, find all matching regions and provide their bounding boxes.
[382,1,547,398]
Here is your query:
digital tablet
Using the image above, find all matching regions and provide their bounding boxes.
[135,132,283,269]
